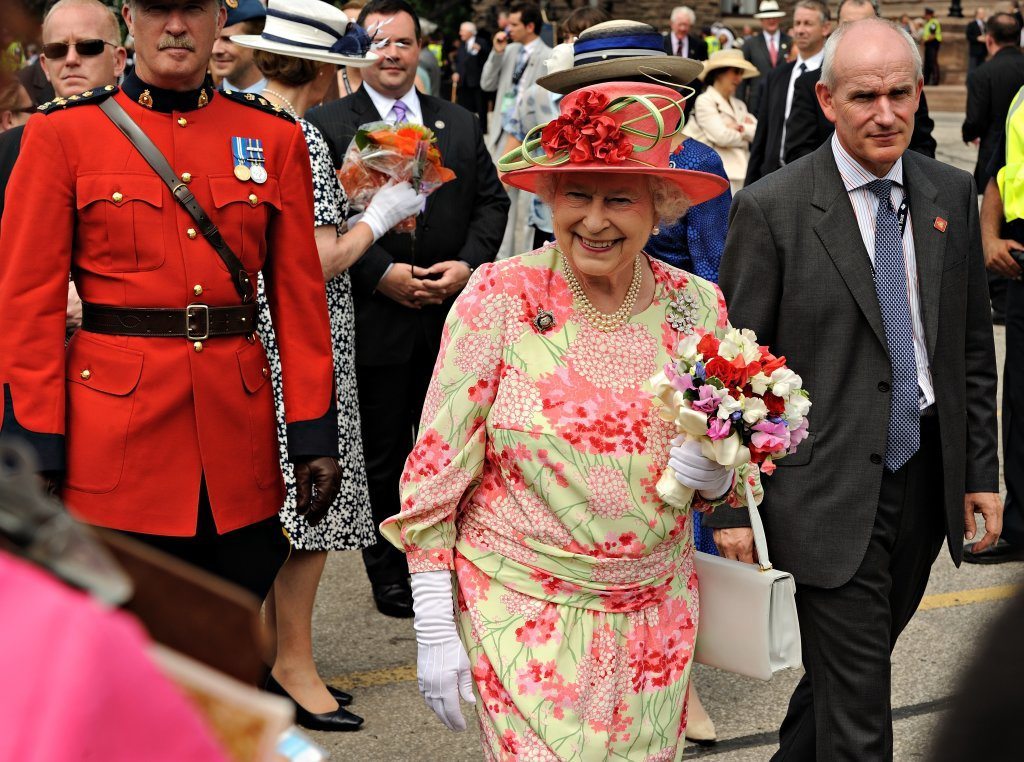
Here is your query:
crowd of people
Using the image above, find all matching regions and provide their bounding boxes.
[0,0,1016,759]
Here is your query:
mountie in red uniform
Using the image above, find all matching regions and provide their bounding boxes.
[0,71,338,536]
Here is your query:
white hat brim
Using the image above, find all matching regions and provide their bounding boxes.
[754,10,786,18]
[229,34,378,67]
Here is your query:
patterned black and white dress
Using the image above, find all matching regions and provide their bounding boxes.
[256,119,374,551]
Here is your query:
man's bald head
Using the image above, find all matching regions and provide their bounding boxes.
[817,19,922,177]
[41,0,126,97]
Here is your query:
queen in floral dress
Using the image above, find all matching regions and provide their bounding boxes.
[382,80,762,760]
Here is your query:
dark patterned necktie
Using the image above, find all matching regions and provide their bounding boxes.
[866,178,920,472]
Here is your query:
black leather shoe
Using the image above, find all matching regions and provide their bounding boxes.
[326,684,354,706]
[265,675,364,732]
[964,538,1024,565]
[372,580,414,618]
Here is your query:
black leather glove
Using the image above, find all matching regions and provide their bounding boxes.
[293,457,341,527]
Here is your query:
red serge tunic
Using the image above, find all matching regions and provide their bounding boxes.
[0,73,337,535]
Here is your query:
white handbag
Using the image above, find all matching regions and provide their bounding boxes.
[693,482,802,681]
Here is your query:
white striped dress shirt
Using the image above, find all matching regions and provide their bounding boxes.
[831,135,935,409]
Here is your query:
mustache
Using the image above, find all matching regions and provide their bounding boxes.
[158,35,195,50]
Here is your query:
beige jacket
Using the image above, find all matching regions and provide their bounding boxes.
[684,87,757,192]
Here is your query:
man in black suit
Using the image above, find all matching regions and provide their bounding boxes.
[740,0,791,116]
[963,13,1024,327]
[306,0,509,618]
[967,7,990,75]
[713,19,1001,759]
[744,0,830,186]
[784,0,937,163]
[963,13,1024,194]
[662,5,708,61]
[453,21,489,125]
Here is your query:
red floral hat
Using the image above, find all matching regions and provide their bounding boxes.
[497,81,728,205]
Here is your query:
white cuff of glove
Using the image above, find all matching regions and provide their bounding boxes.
[668,437,734,500]
[410,571,476,732]
[361,181,427,242]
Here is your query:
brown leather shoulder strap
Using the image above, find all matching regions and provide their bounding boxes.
[97,98,255,303]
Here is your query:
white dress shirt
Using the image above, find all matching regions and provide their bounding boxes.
[831,134,936,409]
[762,30,780,63]
[779,48,824,165]
[364,83,422,125]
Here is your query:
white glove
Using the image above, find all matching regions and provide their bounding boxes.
[410,570,476,731]
[360,181,426,241]
[669,437,733,499]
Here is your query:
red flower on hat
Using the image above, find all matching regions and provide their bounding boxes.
[540,89,634,166]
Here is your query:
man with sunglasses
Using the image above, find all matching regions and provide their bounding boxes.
[1,0,127,327]
[0,0,342,602]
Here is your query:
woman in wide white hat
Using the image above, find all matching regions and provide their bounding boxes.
[684,49,760,194]
[231,0,426,732]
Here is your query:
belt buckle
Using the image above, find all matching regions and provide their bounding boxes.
[186,304,210,340]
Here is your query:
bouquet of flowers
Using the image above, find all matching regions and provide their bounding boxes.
[650,327,812,509]
[337,121,456,233]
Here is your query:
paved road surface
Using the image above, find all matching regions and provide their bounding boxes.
[299,114,1022,761]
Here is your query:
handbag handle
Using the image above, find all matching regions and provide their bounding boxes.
[743,479,773,572]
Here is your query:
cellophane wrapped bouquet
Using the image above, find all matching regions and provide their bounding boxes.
[650,327,812,509]
[337,121,456,232]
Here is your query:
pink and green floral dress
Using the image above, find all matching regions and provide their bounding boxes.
[381,246,757,761]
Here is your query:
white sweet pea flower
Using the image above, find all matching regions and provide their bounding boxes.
[749,372,771,396]
[738,328,761,363]
[769,367,803,397]
[785,393,811,421]
[742,397,769,424]
[718,327,744,360]
[718,393,743,419]
[676,333,701,363]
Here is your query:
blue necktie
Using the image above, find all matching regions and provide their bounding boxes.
[866,178,920,472]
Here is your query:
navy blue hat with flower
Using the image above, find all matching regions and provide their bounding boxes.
[230,0,377,67]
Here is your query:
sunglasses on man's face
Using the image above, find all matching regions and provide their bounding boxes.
[42,39,115,59]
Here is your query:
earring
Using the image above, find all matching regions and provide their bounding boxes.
[652,226,660,235]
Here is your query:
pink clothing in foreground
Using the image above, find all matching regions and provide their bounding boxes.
[0,551,228,762]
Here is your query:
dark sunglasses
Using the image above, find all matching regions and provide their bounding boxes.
[42,39,115,59]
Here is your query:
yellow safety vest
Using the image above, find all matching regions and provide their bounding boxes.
[924,19,943,43]
[705,35,721,54]
[998,86,1024,221]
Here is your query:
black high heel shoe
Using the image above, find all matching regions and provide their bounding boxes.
[264,674,364,732]
[326,684,354,707]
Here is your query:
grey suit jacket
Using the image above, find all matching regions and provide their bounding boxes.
[710,142,999,589]
[480,39,552,154]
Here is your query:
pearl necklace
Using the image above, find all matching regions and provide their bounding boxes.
[263,88,298,117]
[560,252,643,332]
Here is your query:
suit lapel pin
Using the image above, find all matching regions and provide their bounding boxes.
[434,120,445,130]
[933,217,948,232]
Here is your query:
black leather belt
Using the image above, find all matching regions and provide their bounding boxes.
[81,302,258,340]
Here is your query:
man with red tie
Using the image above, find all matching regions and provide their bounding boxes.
[0,0,341,599]
[741,0,792,117]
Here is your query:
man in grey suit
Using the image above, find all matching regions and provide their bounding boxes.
[481,2,551,259]
[709,18,1002,760]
